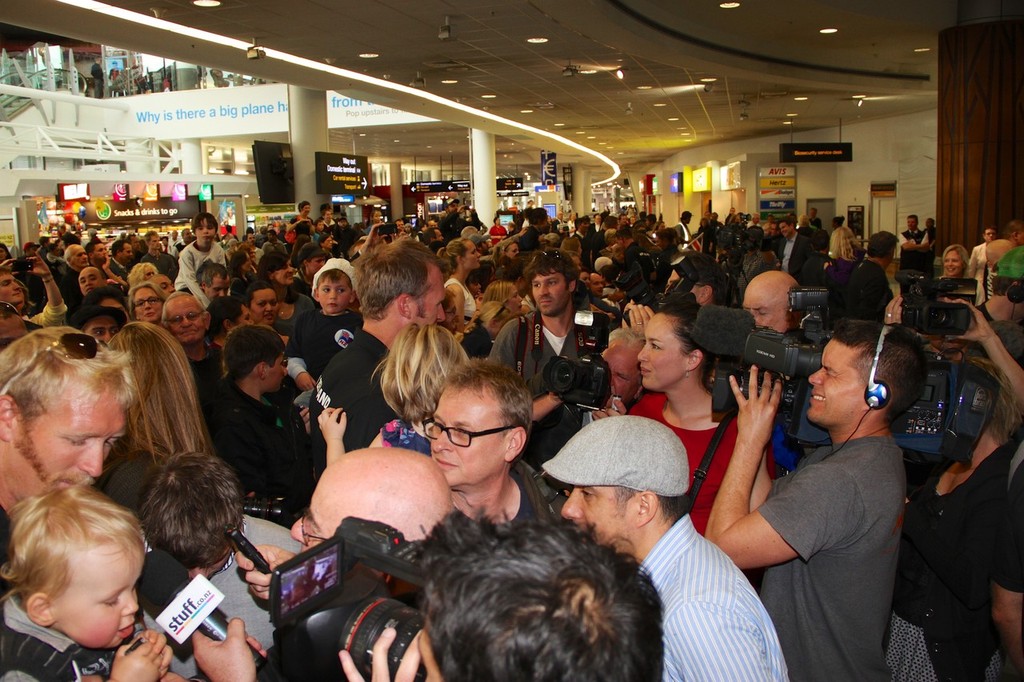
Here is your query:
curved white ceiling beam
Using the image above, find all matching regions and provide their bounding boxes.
[18,0,622,184]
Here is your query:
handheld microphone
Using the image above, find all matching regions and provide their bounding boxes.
[691,305,755,358]
[139,549,265,669]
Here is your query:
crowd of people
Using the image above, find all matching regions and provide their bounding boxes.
[1,202,1024,682]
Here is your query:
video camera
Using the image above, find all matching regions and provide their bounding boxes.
[541,310,612,410]
[896,270,976,336]
[712,286,996,461]
[271,518,425,681]
[715,224,763,265]
[712,287,830,415]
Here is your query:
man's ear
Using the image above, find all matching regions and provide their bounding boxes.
[632,491,661,529]
[0,395,22,444]
[24,592,57,627]
[502,427,528,463]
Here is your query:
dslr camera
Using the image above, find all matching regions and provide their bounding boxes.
[541,311,611,410]
[271,518,425,681]
[896,270,975,336]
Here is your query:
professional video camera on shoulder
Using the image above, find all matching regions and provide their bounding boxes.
[896,270,976,336]
[542,310,612,410]
[712,287,831,414]
[270,518,425,681]
[715,224,762,265]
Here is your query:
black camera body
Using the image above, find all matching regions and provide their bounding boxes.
[241,496,289,525]
[896,271,975,336]
[613,261,658,307]
[543,354,611,410]
[271,518,425,682]
[11,258,32,275]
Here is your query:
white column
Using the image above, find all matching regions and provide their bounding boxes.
[470,128,497,226]
[571,165,593,217]
[180,139,203,174]
[287,85,329,209]
[389,161,404,220]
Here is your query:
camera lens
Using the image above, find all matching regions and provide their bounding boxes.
[552,361,575,392]
[342,598,424,681]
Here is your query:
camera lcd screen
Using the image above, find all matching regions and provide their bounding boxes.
[273,539,343,623]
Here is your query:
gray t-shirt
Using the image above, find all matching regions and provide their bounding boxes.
[758,436,905,681]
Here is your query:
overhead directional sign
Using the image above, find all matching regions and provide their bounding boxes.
[496,177,524,191]
[315,152,369,197]
[541,151,557,186]
[409,180,471,193]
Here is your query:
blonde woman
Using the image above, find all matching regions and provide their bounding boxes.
[98,322,215,510]
[461,301,517,358]
[444,238,481,333]
[481,279,525,315]
[319,324,468,465]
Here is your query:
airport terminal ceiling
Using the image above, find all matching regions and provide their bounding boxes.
[1,0,946,178]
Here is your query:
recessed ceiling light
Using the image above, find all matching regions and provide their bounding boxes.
[681,132,691,136]
[720,2,740,8]
[553,123,565,127]
[783,121,793,125]
[794,96,808,101]
[520,109,533,113]
[653,103,667,107]
[636,85,652,90]
[575,131,586,135]
[617,152,624,155]
[677,127,687,130]
[393,139,400,143]
[579,69,597,75]
[358,52,379,59]
[586,136,596,139]
[819,27,838,34]
[914,47,931,52]
[358,133,366,137]
[192,0,221,7]
[598,142,607,145]
[852,94,867,99]
[441,79,458,84]
[786,112,798,117]
[526,37,548,44]
[700,77,718,83]
[480,94,496,99]
[668,117,679,121]
[426,145,432,148]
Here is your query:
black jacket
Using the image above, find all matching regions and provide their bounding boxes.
[210,379,313,515]
[776,234,812,275]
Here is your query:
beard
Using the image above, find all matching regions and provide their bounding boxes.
[14,428,94,492]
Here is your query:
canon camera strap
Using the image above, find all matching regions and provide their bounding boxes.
[514,311,587,378]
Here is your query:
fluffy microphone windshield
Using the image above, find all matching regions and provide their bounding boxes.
[690,305,755,358]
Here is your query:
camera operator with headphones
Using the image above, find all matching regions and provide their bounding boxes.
[706,319,927,681]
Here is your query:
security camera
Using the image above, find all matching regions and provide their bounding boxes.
[703,82,715,93]
[246,45,265,60]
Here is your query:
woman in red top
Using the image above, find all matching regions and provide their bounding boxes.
[628,295,770,535]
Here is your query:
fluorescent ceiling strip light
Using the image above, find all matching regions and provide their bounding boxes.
[56,0,621,183]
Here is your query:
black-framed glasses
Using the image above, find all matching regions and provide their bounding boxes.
[0,332,98,395]
[423,417,516,448]
[299,508,330,546]
[134,297,162,307]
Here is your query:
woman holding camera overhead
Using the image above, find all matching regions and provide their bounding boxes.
[627,294,771,535]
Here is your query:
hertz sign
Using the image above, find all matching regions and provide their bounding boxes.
[779,143,853,163]
[315,152,369,197]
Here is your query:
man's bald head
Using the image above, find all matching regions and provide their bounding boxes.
[743,270,797,333]
[988,239,1015,267]
[300,448,452,548]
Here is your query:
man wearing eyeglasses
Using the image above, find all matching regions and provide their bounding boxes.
[427,360,561,523]
[0,327,133,589]
[163,292,221,415]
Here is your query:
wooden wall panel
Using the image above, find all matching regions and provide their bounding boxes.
[936,21,1024,249]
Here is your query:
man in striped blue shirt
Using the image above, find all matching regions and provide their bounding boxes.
[545,416,787,681]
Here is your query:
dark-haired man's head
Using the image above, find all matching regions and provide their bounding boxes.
[419,513,663,682]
